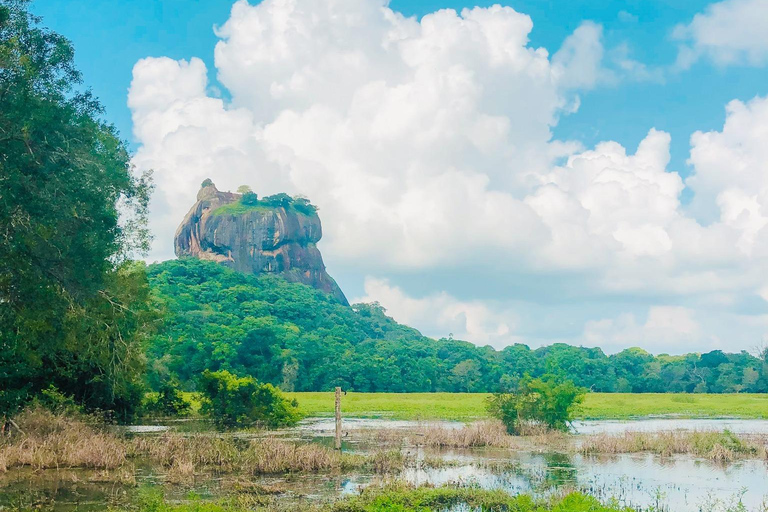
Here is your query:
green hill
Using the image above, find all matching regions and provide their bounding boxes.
[146,259,768,394]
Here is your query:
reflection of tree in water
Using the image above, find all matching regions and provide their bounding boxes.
[541,452,577,488]
[506,453,578,492]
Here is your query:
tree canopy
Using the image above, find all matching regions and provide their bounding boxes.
[146,259,768,395]
[0,0,155,420]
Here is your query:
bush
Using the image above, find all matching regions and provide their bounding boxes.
[143,380,190,418]
[198,370,301,429]
[487,375,586,434]
[240,191,259,206]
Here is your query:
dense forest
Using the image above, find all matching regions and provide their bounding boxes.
[0,1,154,420]
[147,259,768,394]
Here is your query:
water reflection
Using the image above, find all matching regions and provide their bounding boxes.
[5,417,768,512]
[393,450,768,512]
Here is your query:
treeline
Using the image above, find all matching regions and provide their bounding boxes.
[147,259,768,394]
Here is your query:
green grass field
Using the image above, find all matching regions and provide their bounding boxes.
[286,392,768,421]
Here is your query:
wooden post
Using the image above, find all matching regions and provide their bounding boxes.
[334,386,342,450]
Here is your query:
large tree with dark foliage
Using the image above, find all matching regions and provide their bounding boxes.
[0,0,155,420]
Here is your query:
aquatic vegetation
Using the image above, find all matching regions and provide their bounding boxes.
[580,430,768,461]
[126,484,638,512]
[0,407,127,472]
[420,420,517,448]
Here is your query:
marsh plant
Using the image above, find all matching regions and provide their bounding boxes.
[580,430,768,462]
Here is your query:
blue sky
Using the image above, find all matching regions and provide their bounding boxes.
[33,0,766,177]
[30,0,768,353]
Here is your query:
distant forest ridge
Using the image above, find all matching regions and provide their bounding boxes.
[147,259,768,394]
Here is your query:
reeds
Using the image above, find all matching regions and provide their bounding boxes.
[0,408,381,480]
[133,432,348,476]
[0,406,127,471]
[579,429,768,462]
[421,421,517,448]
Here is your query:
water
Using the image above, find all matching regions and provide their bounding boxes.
[573,418,768,435]
[394,449,768,512]
[3,418,768,512]
[297,417,464,433]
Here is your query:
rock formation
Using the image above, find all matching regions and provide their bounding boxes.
[174,180,348,305]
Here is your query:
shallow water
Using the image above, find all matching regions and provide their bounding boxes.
[397,449,768,512]
[573,418,768,435]
[5,417,768,512]
[297,417,464,433]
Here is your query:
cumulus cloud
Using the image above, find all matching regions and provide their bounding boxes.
[582,306,710,355]
[674,0,768,68]
[129,0,768,352]
[355,277,519,349]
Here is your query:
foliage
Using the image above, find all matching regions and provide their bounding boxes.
[327,486,634,512]
[0,0,156,420]
[210,191,317,216]
[142,379,190,417]
[198,369,301,428]
[487,375,586,434]
[241,191,259,206]
[209,200,270,216]
[128,486,635,512]
[146,259,768,396]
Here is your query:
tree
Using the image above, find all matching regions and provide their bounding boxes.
[241,191,258,206]
[0,1,154,420]
[236,185,252,194]
[198,369,301,428]
[487,375,586,434]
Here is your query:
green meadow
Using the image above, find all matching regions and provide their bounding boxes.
[287,392,768,421]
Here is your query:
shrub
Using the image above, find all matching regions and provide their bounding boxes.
[240,191,259,206]
[143,380,190,417]
[198,370,301,429]
[260,193,293,208]
[487,375,586,435]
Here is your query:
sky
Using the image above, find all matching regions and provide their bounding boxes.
[31,0,768,354]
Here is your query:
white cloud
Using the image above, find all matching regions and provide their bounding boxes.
[355,277,519,349]
[674,0,768,68]
[129,0,768,353]
[582,306,711,354]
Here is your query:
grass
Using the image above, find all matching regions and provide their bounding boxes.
[0,407,128,472]
[127,484,639,512]
[0,407,409,480]
[580,430,768,462]
[286,392,768,421]
[210,201,273,217]
[419,420,517,448]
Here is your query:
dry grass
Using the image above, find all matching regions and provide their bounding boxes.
[367,449,410,473]
[0,407,127,471]
[132,432,373,478]
[580,430,768,462]
[421,421,517,448]
[0,408,380,481]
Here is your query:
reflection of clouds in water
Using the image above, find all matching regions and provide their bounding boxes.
[573,418,768,435]
[294,418,768,511]
[397,452,768,512]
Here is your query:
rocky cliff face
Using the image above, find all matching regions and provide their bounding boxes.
[174,181,348,305]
